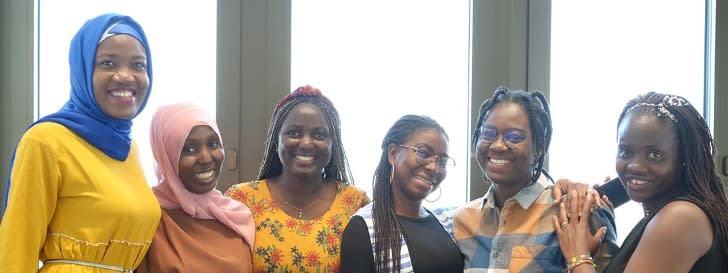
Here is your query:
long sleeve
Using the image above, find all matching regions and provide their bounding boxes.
[591,205,620,273]
[340,216,375,273]
[0,128,60,272]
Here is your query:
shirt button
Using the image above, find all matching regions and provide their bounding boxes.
[493,253,499,258]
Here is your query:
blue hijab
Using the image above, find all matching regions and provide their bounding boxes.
[2,13,153,211]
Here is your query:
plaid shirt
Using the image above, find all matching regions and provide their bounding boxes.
[452,177,617,273]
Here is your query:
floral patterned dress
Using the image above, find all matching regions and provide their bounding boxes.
[226,179,369,273]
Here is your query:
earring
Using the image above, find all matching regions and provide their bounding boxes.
[425,187,442,202]
[389,163,395,184]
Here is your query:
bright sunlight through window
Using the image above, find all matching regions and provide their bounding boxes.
[551,0,708,244]
[291,1,471,207]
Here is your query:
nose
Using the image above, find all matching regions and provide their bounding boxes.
[423,157,441,174]
[625,157,647,173]
[112,67,135,83]
[488,135,509,151]
[299,135,314,148]
[198,147,213,164]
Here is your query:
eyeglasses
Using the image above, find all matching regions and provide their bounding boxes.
[479,126,527,148]
[398,145,455,169]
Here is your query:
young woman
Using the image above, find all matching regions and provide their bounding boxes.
[0,13,159,272]
[225,85,369,272]
[136,103,255,273]
[340,115,464,273]
[453,87,617,273]
[555,92,728,273]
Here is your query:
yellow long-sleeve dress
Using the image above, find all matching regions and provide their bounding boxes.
[0,122,161,273]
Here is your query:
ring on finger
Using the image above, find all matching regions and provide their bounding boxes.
[560,221,569,227]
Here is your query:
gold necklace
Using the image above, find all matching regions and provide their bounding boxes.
[276,183,325,218]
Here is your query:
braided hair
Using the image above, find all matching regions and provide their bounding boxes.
[472,86,553,183]
[371,115,448,273]
[618,92,728,268]
[257,85,353,184]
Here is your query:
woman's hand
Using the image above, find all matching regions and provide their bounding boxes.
[553,190,607,259]
[552,178,601,209]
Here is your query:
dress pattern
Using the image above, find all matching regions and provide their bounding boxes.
[226,180,369,273]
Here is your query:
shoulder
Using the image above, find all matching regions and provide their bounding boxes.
[346,215,367,230]
[642,200,713,257]
[337,182,367,195]
[336,182,371,203]
[649,200,712,236]
[224,180,265,202]
[455,196,486,214]
[21,122,75,145]
[344,215,370,238]
[14,123,84,161]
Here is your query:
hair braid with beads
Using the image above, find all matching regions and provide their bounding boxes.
[257,85,353,184]
[619,92,728,269]
[371,115,448,273]
[472,86,553,184]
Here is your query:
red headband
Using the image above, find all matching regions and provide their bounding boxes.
[274,85,334,113]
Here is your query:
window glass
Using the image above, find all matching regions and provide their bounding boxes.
[551,1,707,243]
[291,1,471,206]
[38,0,217,185]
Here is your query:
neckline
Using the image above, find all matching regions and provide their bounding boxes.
[263,179,340,221]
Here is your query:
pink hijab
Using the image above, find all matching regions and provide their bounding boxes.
[150,103,254,252]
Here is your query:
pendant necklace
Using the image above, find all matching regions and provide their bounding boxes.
[277,183,325,218]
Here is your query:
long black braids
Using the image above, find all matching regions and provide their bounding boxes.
[619,92,728,270]
[371,115,448,273]
[257,85,353,184]
[472,86,553,184]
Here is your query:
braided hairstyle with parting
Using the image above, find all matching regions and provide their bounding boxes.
[257,85,353,184]
[472,86,553,184]
[371,115,448,273]
[618,92,728,270]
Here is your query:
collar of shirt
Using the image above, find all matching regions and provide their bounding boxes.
[480,174,551,210]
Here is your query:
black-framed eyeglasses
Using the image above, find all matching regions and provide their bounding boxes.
[479,126,527,148]
[398,145,455,169]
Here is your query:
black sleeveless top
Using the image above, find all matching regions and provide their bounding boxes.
[603,196,723,273]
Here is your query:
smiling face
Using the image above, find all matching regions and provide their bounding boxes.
[277,102,333,178]
[616,111,680,207]
[178,125,224,194]
[92,34,149,119]
[476,102,537,188]
[389,128,449,202]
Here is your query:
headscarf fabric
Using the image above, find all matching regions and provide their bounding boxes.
[2,13,152,212]
[43,13,154,160]
[150,103,255,252]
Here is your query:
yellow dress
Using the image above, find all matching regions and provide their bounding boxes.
[0,123,161,273]
[226,179,369,273]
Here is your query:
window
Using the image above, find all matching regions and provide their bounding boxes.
[38,0,217,185]
[291,1,471,207]
[550,1,708,243]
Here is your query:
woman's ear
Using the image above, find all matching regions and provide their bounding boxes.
[387,144,399,166]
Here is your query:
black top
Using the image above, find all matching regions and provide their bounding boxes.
[604,196,723,273]
[340,213,464,273]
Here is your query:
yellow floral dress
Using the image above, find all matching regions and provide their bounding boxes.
[225,179,369,273]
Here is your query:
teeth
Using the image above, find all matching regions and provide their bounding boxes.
[110,90,133,97]
[416,176,434,185]
[296,155,314,161]
[196,170,214,180]
[629,179,648,185]
[489,159,510,165]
